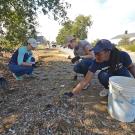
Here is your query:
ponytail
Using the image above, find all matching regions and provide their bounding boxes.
[109,47,120,73]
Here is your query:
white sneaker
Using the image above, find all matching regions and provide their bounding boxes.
[99,89,109,97]
[83,83,90,90]
[12,73,23,80]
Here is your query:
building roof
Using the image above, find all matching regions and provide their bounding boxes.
[112,33,135,39]
[36,36,47,44]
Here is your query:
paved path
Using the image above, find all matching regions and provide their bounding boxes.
[59,47,74,57]
[129,52,135,63]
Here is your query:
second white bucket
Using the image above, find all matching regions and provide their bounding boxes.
[108,76,135,122]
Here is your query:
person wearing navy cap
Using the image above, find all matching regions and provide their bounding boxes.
[64,39,135,97]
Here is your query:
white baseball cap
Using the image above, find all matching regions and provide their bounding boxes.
[66,35,76,44]
[27,38,37,48]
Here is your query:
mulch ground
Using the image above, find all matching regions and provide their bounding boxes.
[0,48,135,135]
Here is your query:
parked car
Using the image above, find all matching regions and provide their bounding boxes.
[52,44,57,47]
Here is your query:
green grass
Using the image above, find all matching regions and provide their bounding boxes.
[118,44,135,52]
[37,44,46,50]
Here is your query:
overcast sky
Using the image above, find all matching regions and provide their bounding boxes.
[37,0,135,42]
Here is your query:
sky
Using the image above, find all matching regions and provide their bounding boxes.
[37,0,135,42]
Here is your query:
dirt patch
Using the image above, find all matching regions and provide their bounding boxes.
[0,48,135,135]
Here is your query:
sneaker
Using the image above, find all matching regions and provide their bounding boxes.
[83,83,90,90]
[12,73,23,80]
[99,89,109,97]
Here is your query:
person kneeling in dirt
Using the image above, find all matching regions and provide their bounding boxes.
[65,36,95,89]
[8,38,38,80]
[64,39,135,97]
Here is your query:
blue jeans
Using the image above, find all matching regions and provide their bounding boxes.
[9,64,34,76]
[98,67,131,89]
[9,57,35,76]
[74,58,93,76]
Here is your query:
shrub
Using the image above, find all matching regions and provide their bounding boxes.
[0,37,15,52]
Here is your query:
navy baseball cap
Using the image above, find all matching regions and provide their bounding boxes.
[93,39,114,53]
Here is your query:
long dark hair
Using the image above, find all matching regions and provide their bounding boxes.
[109,47,121,73]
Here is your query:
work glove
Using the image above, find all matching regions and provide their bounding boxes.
[73,75,77,80]
[0,77,8,90]
[71,56,80,63]
[67,55,72,59]
[32,62,40,68]
[64,92,74,97]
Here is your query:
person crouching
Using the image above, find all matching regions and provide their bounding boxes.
[8,38,38,80]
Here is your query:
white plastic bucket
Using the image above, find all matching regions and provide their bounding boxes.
[108,76,135,122]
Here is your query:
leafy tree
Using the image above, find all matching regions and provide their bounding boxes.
[56,15,92,45]
[71,15,92,40]
[0,37,14,52]
[91,39,100,46]
[56,21,73,45]
[0,0,70,45]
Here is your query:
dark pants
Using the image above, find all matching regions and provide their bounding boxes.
[74,58,93,76]
[9,57,35,77]
[9,64,34,76]
[98,68,131,89]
